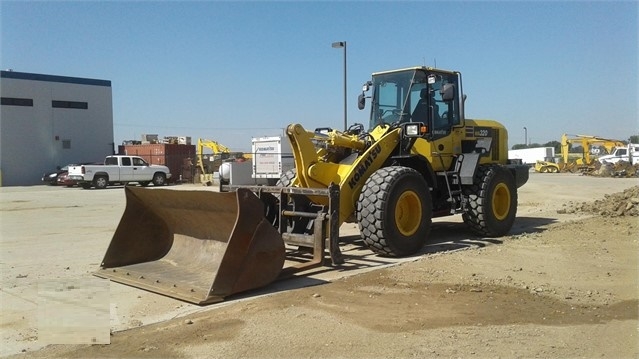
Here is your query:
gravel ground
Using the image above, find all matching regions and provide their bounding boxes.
[2,173,638,358]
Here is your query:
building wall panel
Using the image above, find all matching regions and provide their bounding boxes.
[0,71,113,186]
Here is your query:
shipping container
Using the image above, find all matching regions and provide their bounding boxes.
[118,143,196,183]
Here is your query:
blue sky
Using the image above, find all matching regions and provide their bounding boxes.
[1,1,637,151]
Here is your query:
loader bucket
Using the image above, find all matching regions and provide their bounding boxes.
[94,186,286,305]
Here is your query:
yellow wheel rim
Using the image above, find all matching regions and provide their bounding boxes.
[492,183,511,221]
[395,191,422,236]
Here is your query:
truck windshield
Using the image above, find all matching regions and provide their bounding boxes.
[369,70,428,129]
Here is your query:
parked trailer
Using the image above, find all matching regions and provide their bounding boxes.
[251,135,295,185]
[508,147,555,166]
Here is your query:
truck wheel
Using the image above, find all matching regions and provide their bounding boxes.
[80,183,92,189]
[94,176,108,189]
[152,173,166,186]
[462,165,517,237]
[357,166,432,257]
[139,181,150,187]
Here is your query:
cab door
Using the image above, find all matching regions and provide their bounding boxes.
[119,157,135,182]
[132,157,151,181]
[426,71,462,171]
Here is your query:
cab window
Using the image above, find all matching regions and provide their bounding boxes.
[133,158,147,166]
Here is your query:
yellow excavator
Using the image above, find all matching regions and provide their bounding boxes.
[534,134,624,173]
[95,67,529,304]
[196,138,250,183]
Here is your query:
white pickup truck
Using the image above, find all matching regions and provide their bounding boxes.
[68,155,171,189]
[598,144,639,165]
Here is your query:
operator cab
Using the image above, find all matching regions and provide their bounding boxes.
[358,67,464,140]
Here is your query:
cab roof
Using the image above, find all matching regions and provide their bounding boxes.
[371,66,459,76]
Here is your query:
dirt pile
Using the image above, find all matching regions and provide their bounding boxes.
[590,161,638,177]
[558,185,639,217]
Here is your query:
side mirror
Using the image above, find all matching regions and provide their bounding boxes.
[358,81,372,110]
[440,83,455,101]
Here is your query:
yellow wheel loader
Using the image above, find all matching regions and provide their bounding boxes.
[95,67,529,304]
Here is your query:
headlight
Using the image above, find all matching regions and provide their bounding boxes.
[49,173,57,178]
[405,124,419,136]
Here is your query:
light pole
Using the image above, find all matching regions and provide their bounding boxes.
[332,41,347,131]
[523,127,528,147]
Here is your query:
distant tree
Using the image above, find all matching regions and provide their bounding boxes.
[570,145,583,154]
[629,135,639,144]
[544,140,561,154]
[511,143,527,150]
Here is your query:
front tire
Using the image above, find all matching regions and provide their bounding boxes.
[462,165,517,237]
[152,173,166,186]
[357,166,432,257]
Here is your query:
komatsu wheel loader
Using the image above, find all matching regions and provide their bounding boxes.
[95,67,529,304]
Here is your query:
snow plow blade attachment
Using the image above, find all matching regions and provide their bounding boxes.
[94,186,286,305]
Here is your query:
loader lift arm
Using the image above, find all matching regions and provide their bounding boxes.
[286,123,403,225]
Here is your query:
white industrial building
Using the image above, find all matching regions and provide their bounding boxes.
[0,70,113,186]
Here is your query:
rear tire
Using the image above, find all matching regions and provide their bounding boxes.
[152,173,166,186]
[357,166,432,257]
[462,165,517,237]
[93,176,108,189]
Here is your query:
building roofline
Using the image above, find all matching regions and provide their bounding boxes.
[1,70,111,87]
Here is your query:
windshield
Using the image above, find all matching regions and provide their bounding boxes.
[369,70,428,129]
[368,69,461,136]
